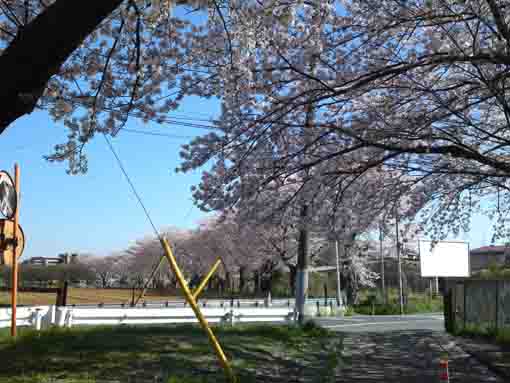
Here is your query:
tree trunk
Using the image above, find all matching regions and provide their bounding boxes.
[239,266,246,293]
[288,265,297,297]
[0,0,124,133]
[218,278,225,296]
[253,270,260,295]
[265,270,273,294]
[296,204,310,324]
[225,271,232,294]
[101,275,108,289]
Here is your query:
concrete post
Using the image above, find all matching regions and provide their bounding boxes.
[396,208,404,315]
[34,309,43,331]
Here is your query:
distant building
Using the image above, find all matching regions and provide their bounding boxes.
[23,253,79,266]
[470,245,510,272]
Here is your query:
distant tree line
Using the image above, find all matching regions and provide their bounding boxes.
[0,263,95,288]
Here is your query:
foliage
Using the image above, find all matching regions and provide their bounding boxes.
[473,267,510,280]
[496,328,510,345]
[0,264,95,287]
[354,291,443,315]
[175,0,510,244]
[343,306,355,317]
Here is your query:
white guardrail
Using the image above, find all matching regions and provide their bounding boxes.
[70,297,339,309]
[0,306,50,329]
[0,305,295,330]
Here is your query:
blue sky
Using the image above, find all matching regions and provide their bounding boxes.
[0,95,493,261]
[0,96,218,260]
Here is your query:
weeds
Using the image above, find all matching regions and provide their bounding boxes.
[455,323,510,345]
[353,289,443,315]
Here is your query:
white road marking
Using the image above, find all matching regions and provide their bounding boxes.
[324,319,443,329]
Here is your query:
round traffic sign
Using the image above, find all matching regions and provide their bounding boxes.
[0,219,25,265]
[0,171,16,220]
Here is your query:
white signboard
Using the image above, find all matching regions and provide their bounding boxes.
[419,240,470,277]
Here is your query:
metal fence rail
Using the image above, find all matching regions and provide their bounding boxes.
[68,297,339,309]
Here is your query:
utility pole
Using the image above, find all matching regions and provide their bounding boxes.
[395,205,404,315]
[335,240,342,306]
[295,57,316,324]
[296,204,309,324]
[379,225,386,304]
[10,164,20,337]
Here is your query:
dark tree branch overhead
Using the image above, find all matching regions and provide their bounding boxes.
[0,0,124,134]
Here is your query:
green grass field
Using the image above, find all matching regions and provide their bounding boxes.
[0,323,342,383]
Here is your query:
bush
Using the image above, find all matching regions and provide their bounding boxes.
[343,306,355,317]
[495,327,510,344]
[353,294,443,315]
[354,303,401,315]
[472,264,510,279]
[455,323,510,345]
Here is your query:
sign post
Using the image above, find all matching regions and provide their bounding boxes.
[10,164,20,337]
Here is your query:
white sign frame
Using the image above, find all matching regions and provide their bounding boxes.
[419,240,470,277]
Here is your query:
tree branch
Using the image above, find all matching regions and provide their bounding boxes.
[0,0,124,133]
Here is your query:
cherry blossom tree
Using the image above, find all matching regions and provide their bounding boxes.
[177,0,510,242]
[85,254,125,288]
[0,0,213,173]
[6,1,510,244]
[123,227,195,288]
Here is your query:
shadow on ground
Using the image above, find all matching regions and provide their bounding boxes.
[0,326,502,382]
[0,324,338,383]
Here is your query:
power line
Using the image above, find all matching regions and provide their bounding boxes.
[114,110,218,131]
[122,128,195,139]
[103,134,160,238]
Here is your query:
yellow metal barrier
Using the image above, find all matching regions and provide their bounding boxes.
[192,257,222,300]
[159,237,236,383]
[134,255,167,305]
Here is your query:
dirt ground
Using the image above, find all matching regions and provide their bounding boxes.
[0,288,177,306]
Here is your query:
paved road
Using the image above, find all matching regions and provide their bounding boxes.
[313,314,503,382]
[317,313,445,332]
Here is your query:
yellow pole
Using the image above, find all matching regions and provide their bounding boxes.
[134,255,166,305]
[192,257,222,300]
[10,163,20,338]
[159,237,236,383]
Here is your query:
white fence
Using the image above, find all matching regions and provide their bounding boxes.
[0,306,50,329]
[0,305,295,330]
